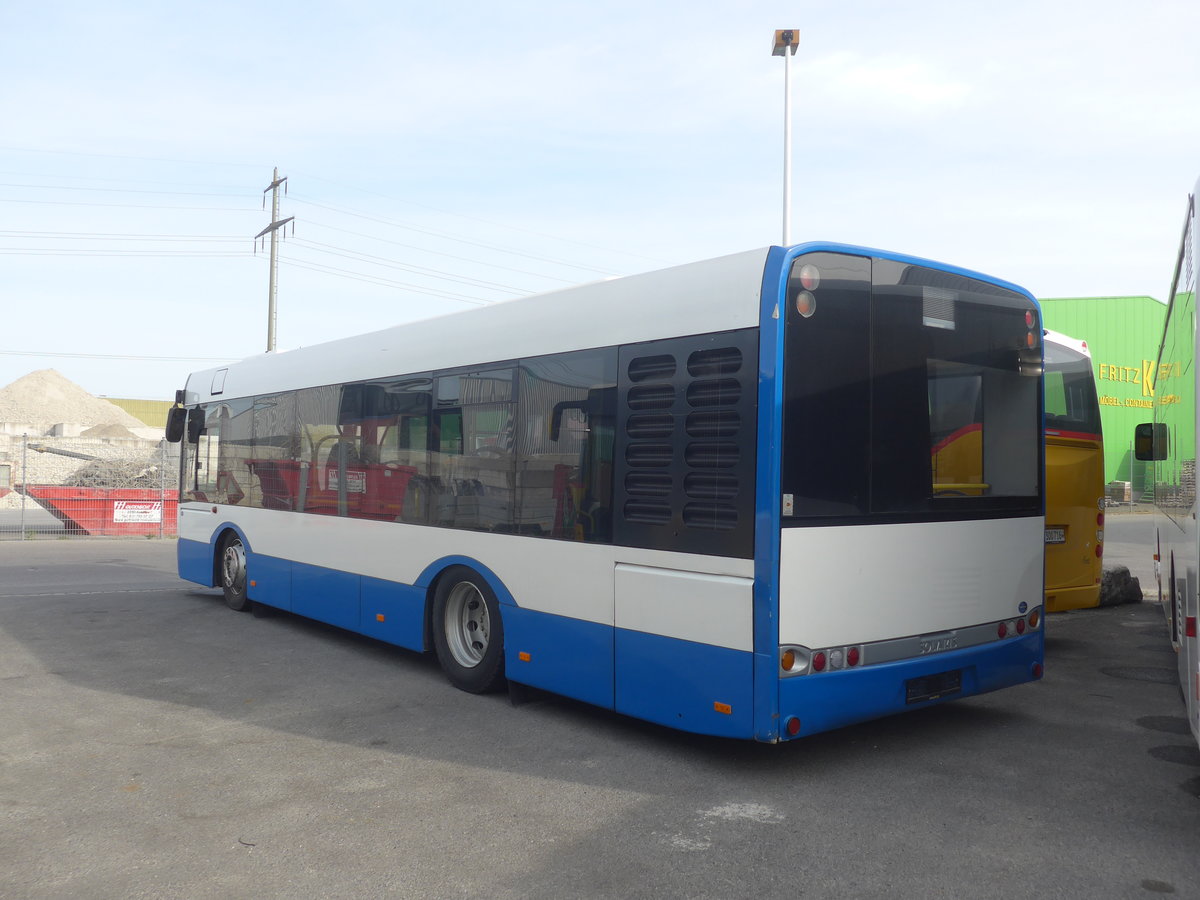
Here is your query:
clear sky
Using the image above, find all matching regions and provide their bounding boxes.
[2,1,1197,401]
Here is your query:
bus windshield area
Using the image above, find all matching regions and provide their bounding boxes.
[1044,342,1102,440]
[781,251,1042,521]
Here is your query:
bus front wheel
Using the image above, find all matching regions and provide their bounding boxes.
[432,567,506,694]
[220,534,252,612]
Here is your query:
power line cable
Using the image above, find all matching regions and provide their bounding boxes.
[290,196,623,277]
[290,237,529,294]
[0,181,246,198]
[0,197,259,212]
[303,220,578,285]
[0,348,238,362]
[294,170,668,266]
[276,253,491,305]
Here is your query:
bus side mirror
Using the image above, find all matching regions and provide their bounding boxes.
[165,407,186,443]
[187,408,206,444]
[1134,422,1167,461]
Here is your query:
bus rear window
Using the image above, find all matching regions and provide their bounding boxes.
[782,252,1042,522]
[1044,343,1102,438]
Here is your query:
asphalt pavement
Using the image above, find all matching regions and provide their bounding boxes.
[0,518,1197,899]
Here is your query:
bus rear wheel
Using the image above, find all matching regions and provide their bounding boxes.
[220,534,252,612]
[432,567,505,694]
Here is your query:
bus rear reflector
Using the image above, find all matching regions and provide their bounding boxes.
[785,716,802,737]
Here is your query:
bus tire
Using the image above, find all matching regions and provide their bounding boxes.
[219,534,252,612]
[432,567,506,694]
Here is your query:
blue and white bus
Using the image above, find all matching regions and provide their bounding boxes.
[167,243,1046,742]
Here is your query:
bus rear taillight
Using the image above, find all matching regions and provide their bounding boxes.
[847,646,861,667]
[997,622,1008,639]
[1096,544,1104,558]
[1028,609,1041,629]
[779,645,812,676]
[812,651,827,673]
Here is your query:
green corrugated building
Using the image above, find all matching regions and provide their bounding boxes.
[1040,295,1167,492]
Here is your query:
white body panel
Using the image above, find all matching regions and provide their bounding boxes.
[778,517,1043,648]
[184,249,769,404]
[179,506,754,647]
[614,564,755,652]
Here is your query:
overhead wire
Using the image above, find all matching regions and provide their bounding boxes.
[290,195,624,278]
[276,254,491,305]
[0,156,651,305]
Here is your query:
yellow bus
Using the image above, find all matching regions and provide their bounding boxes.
[1043,330,1105,611]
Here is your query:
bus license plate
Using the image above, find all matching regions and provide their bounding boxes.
[1044,527,1066,544]
[905,670,962,704]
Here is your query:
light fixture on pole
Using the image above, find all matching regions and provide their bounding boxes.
[772,29,799,246]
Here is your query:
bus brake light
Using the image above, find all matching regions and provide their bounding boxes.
[796,291,817,318]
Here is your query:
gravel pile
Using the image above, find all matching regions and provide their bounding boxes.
[0,369,147,435]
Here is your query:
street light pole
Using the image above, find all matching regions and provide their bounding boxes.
[772,29,799,246]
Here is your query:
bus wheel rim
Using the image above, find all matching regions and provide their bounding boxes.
[445,581,488,668]
[223,540,246,592]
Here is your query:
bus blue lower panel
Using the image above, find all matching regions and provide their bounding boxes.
[178,537,214,587]
[247,551,292,612]
[778,633,1043,739]
[360,575,426,652]
[615,629,754,738]
[503,606,614,709]
[290,561,360,631]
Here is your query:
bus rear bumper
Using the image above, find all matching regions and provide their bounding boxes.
[777,631,1043,739]
[1045,583,1102,613]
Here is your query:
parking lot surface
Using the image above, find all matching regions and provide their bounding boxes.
[1,520,1198,899]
